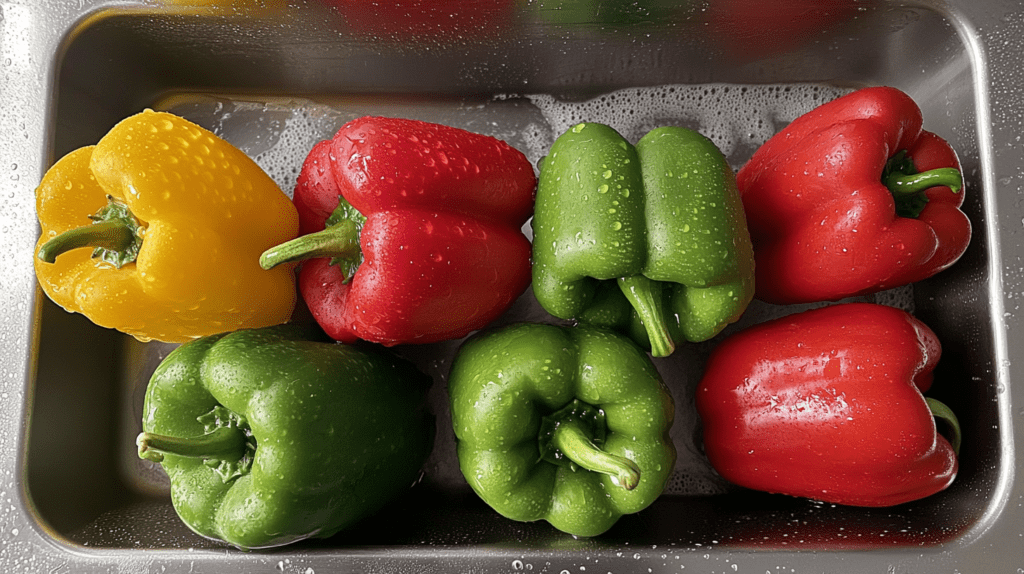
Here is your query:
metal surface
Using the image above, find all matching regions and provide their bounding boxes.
[1,0,1022,572]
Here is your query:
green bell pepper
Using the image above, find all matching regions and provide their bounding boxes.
[531,122,755,357]
[136,324,434,550]
[448,322,675,537]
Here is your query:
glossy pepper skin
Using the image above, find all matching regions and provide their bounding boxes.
[136,324,434,550]
[736,86,971,304]
[261,116,536,346]
[448,322,676,537]
[33,110,298,343]
[696,303,960,507]
[532,123,755,357]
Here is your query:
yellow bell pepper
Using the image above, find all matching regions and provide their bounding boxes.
[34,110,299,343]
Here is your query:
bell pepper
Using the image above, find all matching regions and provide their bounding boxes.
[136,324,434,550]
[260,116,536,346]
[695,302,961,507]
[448,322,676,537]
[735,86,971,304]
[531,122,755,357]
[33,110,299,343]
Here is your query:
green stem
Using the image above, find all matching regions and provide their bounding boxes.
[617,275,675,358]
[136,427,247,464]
[926,397,962,456]
[882,150,963,219]
[883,167,963,196]
[260,219,361,270]
[37,220,135,264]
[550,418,641,490]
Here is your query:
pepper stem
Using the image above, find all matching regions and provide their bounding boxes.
[882,150,963,219]
[37,220,135,263]
[617,275,675,357]
[136,427,247,464]
[926,397,962,456]
[884,167,963,196]
[550,418,641,490]
[260,219,361,270]
[37,196,144,268]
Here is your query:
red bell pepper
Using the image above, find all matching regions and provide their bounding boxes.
[695,302,960,507]
[261,116,536,346]
[736,86,971,304]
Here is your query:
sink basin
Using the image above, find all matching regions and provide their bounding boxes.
[2,1,1021,572]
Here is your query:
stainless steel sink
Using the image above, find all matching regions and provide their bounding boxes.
[2,0,1022,572]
